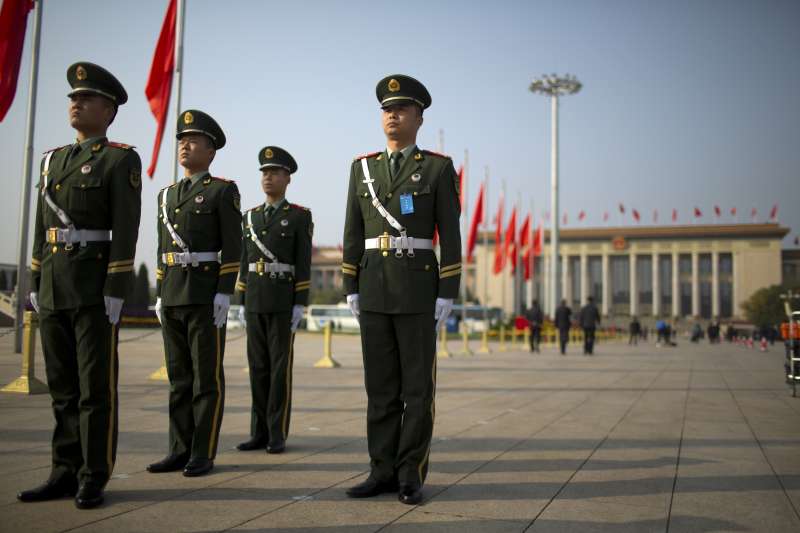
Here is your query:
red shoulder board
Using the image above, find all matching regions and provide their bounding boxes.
[354,151,381,161]
[43,145,69,154]
[106,141,135,149]
[422,149,451,159]
[290,203,310,211]
[211,176,233,182]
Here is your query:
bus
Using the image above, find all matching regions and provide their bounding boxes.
[306,304,360,332]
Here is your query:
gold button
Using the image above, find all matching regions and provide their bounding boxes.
[175,208,180,213]
[55,184,61,191]
[413,192,418,196]
[172,240,177,245]
[195,210,200,214]
[281,232,285,237]
[173,224,179,229]
[80,184,86,189]
[204,266,210,271]
[258,272,264,276]
[52,245,58,253]
[382,251,389,257]
[387,192,393,198]
[425,264,430,271]
[97,253,103,259]
[261,230,266,235]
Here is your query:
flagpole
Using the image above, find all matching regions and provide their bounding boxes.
[13,0,43,354]
[482,167,490,340]
[514,192,522,316]
[460,149,470,354]
[501,179,507,321]
[170,0,186,184]
[529,196,534,309]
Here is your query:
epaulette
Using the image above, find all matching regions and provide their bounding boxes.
[290,203,310,211]
[422,149,451,159]
[211,176,234,183]
[43,145,69,154]
[106,141,135,150]
[354,151,381,161]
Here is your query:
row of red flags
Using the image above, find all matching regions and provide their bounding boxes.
[557,204,779,226]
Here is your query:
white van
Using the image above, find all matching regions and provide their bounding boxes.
[306,304,360,332]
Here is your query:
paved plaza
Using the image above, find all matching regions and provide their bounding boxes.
[1,328,799,532]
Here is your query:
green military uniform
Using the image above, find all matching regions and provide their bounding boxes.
[236,146,313,450]
[342,75,461,489]
[30,63,141,490]
[155,110,241,462]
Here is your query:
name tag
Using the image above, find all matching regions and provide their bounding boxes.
[399,193,414,215]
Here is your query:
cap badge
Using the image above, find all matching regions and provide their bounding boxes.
[411,173,421,182]
[183,112,194,125]
[264,148,274,159]
[414,152,423,160]
[281,219,289,226]
[388,78,400,92]
[81,164,92,174]
[76,66,87,81]
[195,195,204,203]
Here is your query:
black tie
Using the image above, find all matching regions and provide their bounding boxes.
[265,205,275,219]
[64,143,81,169]
[179,178,192,201]
[389,151,403,180]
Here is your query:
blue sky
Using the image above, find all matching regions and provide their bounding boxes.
[1,0,798,279]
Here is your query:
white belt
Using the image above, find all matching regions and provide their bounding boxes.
[47,227,111,248]
[248,262,294,275]
[162,251,220,267]
[364,232,433,257]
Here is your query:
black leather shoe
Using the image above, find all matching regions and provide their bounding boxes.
[17,477,78,502]
[147,453,189,473]
[398,484,423,505]
[182,458,214,477]
[74,484,104,509]
[346,477,398,498]
[266,441,285,454]
[236,436,267,451]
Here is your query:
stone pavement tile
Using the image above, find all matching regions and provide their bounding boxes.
[527,499,666,532]
[385,508,528,532]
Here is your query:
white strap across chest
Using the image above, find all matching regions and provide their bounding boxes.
[247,209,279,263]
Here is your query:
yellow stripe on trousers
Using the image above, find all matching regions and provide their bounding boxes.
[106,325,117,476]
[281,332,295,439]
[418,348,437,481]
[208,327,223,458]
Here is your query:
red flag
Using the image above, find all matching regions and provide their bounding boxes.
[618,203,625,214]
[653,209,658,223]
[751,207,757,221]
[432,227,438,247]
[672,208,678,222]
[492,197,505,274]
[714,205,721,218]
[145,0,177,178]
[504,207,517,273]
[632,208,640,222]
[602,211,609,222]
[0,0,33,122]
[518,214,530,249]
[694,207,702,218]
[769,204,778,221]
[578,210,586,221]
[522,247,532,281]
[533,224,543,256]
[457,165,464,209]
[466,181,484,262]
[730,207,737,217]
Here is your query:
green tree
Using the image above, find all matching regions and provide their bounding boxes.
[741,284,798,327]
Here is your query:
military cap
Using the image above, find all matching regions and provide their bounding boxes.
[176,109,226,149]
[376,74,431,110]
[67,62,128,105]
[259,146,297,174]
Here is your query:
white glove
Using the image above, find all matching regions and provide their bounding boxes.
[291,305,305,332]
[346,293,360,322]
[30,292,40,313]
[213,293,231,329]
[435,298,454,332]
[154,297,164,325]
[104,296,124,325]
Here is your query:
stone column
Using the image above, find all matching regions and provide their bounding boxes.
[580,252,588,306]
[711,250,719,318]
[652,252,660,316]
[601,252,610,316]
[691,251,699,318]
[671,252,679,318]
[629,253,638,317]
[562,255,570,306]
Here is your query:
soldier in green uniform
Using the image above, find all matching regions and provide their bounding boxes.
[342,75,461,505]
[19,62,141,509]
[235,146,312,454]
[148,110,241,477]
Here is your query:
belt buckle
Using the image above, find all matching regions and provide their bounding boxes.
[378,232,391,251]
[46,228,58,244]
[165,253,176,267]
[256,260,265,274]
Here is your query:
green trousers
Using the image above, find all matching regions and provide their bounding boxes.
[245,311,294,445]
[359,311,437,487]
[160,304,226,460]
[39,304,119,488]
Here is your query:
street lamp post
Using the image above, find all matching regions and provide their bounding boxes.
[529,74,581,318]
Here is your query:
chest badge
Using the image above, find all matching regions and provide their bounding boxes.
[81,164,92,175]
[280,219,289,226]
[411,173,422,182]
[195,195,204,204]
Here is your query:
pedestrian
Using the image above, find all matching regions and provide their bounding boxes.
[341,75,461,505]
[629,316,641,345]
[554,299,572,355]
[525,299,543,352]
[148,110,242,477]
[20,63,141,509]
[235,146,313,454]
[578,296,601,355]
